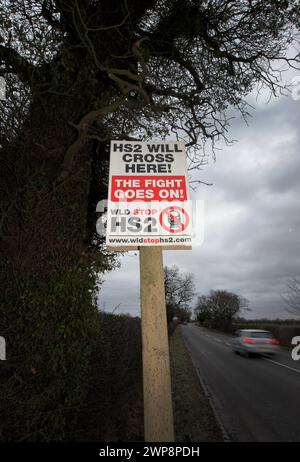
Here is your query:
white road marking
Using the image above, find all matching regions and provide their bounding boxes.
[263,358,300,374]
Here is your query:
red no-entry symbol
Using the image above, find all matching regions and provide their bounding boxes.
[159,206,189,233]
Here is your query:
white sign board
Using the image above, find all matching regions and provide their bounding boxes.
[106,140,192,247]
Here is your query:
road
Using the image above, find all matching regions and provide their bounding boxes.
[182,324,300,442]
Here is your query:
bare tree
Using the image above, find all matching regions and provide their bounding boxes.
[164,265,195,322]
[1,1,300,167]
[283,277,300,316]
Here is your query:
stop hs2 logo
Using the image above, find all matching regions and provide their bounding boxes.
[108,204,190,235]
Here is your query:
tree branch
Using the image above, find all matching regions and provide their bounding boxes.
[0,43,36,86]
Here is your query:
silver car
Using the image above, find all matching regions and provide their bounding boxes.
[231,329,280,358]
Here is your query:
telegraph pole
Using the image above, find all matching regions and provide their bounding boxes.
[139,246,174,442]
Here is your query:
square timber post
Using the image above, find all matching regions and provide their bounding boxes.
[139,246,174,442]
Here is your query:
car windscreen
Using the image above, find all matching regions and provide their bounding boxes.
[246,332,273,339]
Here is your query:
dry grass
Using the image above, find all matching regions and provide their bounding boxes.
[170,326,223,442]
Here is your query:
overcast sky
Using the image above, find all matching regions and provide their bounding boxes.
[98,73,300,320]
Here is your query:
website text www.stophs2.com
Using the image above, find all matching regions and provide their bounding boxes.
[107,236,192,245]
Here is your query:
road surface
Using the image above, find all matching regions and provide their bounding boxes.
[182,324,300,442]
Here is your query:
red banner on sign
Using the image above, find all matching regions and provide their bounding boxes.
[110,175,187,202]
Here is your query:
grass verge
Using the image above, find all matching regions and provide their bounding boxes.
[170,326,223,442]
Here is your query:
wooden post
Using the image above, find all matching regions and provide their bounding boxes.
[139,246,174,442]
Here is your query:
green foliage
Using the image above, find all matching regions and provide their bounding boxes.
[75,312,143,442]
[1,258,102,441]
[0,141,116,440]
